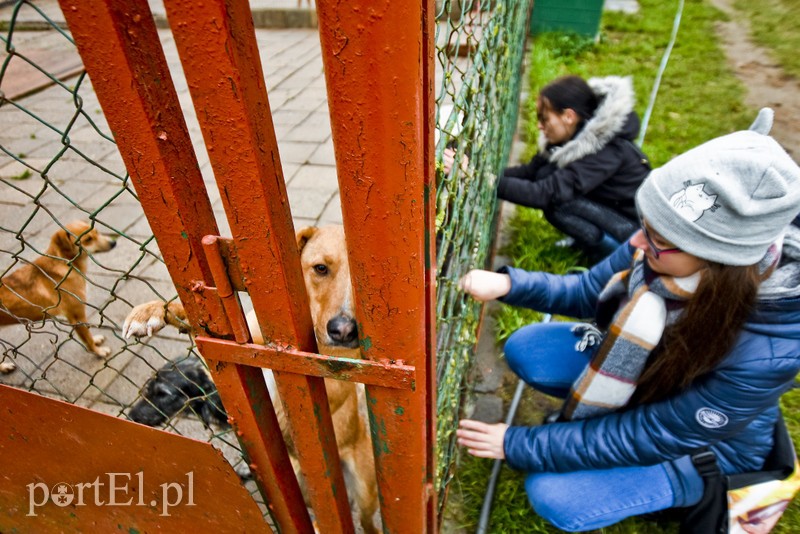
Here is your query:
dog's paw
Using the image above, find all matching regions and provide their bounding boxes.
[0,361,16,374]
[123,302,167,339]
[93,345,112,358]
[93,334,106,346]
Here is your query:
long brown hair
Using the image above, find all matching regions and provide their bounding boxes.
[631,262,765,405]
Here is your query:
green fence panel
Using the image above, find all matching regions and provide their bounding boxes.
[530,0,604,37]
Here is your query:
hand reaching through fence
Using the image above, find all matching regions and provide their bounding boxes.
[456,419,508,459]
[442,147,470,175]
[458,269,511,301]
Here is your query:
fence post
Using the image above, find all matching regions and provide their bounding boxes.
[160,0,357,531]
[58,1,317,531]
[316,0,438,531]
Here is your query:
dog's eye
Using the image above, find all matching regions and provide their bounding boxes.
[313,264,329,275]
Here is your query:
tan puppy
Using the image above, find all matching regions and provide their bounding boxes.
[0,220,117,370]
[123,225,378,533]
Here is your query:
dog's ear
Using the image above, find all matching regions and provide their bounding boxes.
[296,226,317,253]
[51,227,78,258]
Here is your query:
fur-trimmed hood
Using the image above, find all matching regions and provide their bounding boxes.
[539,75,637,168]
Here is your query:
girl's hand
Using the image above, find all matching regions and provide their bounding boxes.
[457,419,509,459]
[458,269,511,301]
[443,147,457,174]
[443,147,470,175]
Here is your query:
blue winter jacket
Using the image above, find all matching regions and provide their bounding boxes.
[500,239,800,476]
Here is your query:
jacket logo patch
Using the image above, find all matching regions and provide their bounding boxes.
[696,407,729,429]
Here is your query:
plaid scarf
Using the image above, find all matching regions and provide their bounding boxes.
[561,250,703,420]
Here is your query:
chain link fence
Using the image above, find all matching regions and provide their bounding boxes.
[434,0,532,501]
[0,0,533,519]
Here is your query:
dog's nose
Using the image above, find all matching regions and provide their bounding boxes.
[326,313,358,346]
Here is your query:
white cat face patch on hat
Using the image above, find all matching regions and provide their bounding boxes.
[669,181,719,222]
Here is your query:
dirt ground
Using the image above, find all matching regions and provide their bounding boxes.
[710,0,800,157]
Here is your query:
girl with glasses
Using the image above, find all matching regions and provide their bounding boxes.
[456,109,800,530]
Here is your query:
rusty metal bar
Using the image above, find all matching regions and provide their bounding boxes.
[161,0,354,532]
[57,0,232,340]
[202,235,251,344]
[59,1,312,531]
[316,1,437,532]
[196,336,416,389]
[422,0,438,530]
[198,235,415,387]
[206,360,312,533]
[209,236,248,291]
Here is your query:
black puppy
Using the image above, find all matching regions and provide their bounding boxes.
[129,356,228,428]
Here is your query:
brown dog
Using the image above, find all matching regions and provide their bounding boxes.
[0,220,117,371]
[122,225,378,533]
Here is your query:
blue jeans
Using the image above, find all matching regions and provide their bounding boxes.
[503,321,704,531]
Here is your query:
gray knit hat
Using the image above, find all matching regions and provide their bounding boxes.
[636,108,800,265]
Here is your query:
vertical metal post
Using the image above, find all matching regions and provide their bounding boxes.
[422,1,439,529]
[58,1,311,532]
[57,0,230,339]
[161,0,354,532]
[316,1,438,531]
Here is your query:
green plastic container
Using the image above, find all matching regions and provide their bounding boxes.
[530,0,605,37]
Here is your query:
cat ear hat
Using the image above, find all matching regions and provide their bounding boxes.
[636,108,800,265]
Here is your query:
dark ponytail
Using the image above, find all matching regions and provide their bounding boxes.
[539,75,599,122]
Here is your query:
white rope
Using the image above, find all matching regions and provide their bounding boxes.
[637,0,685,147]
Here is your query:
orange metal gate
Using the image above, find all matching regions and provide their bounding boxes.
[23,0,439,532]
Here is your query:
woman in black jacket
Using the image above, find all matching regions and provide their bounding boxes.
[499,75,650,260]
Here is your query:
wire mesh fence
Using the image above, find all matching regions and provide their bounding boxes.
[0,0,532,521]
[433,0,532,501]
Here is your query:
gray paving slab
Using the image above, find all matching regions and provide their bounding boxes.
[471,308,507,394]
[285,120,332,143]
[318,194,344,226]
[468,393,504,424]
[308,141,336,166]
[285,188,337,222]
[277,139,320,164]
[288,163,338,191]
[0,159,50,186]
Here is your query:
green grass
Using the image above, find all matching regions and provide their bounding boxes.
[446,0,800,531]
[734,0,800,79]
[522,1,753,167]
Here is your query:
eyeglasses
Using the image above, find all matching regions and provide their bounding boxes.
[640,218,682,258]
